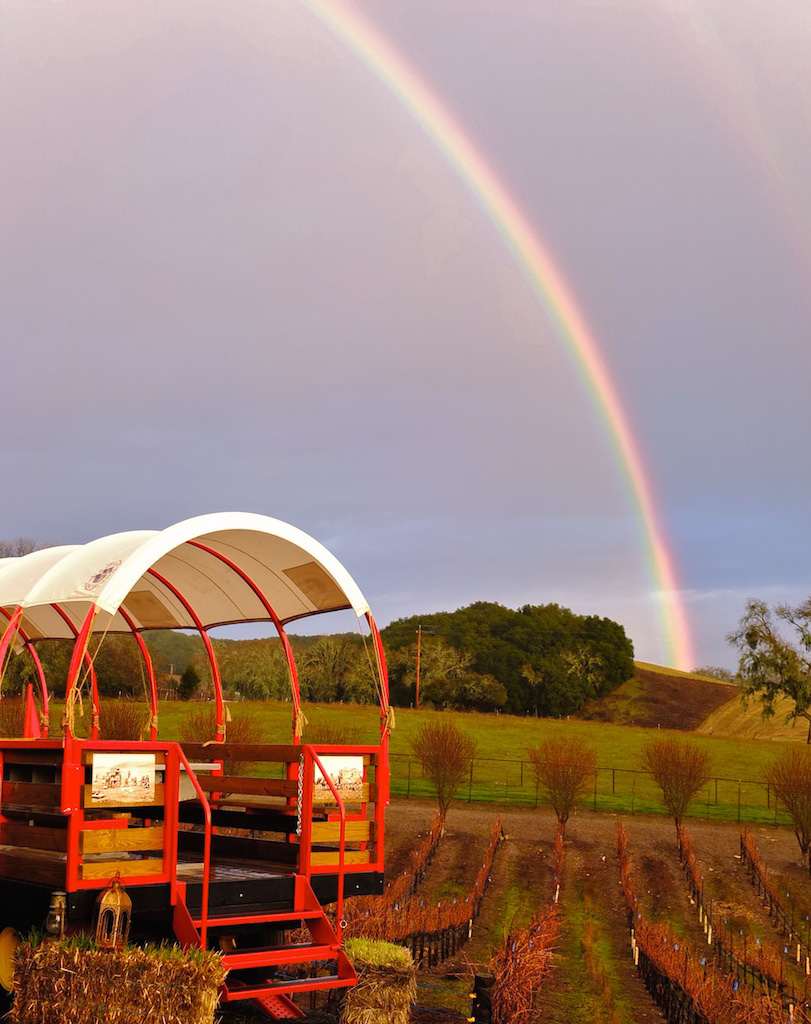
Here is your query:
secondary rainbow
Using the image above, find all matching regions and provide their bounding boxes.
[299,0,694,670]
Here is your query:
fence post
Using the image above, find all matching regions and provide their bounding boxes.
[737,781,741,824]
[407,758,412,799]
[612,768,615,794]
[468,761,474,802]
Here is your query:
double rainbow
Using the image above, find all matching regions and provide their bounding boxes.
[300,0,693,670]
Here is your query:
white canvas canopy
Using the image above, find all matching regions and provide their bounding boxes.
[0,513,371,642]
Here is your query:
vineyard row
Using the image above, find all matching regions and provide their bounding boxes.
[617,822,800,1024]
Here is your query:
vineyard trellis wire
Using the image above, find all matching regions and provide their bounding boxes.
[617,822,805,1024]
[676,825,797,1002]
[344,818,505,968]
[484,820,564,1024]
[741,831,811,971]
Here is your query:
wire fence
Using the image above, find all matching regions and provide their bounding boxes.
[390,754,791,825]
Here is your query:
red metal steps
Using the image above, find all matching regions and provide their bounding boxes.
[172,874,357,1013]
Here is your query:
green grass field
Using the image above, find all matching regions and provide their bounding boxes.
[62,697,793,826]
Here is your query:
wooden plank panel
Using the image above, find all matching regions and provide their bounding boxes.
[1,753,63,767]
[1,822,67,852]
[309,850,375,867]
[79,858,164,880]
[180,743,299,763]
[0,849,64,887]
[199,776,297,798]
[177,830,299,864]
[80,826,164,855]
[82,784,165,809]
[310,821,373,843]
[2,782,61,808]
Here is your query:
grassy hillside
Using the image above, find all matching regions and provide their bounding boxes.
[32,692,795,822]
[697,693,811,742]
[581,661,737,730]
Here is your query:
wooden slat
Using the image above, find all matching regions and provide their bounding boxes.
[310,820,374,843]
[82,784,165,808]
[310,850,375,867]
[79,858,164,880]
[2,781,61,808]
[312,784,372,805]
[199,776,297,798]
[177,831,299,865]
[80,826,164,855]
[1,822,67,853]
[180,743,299,763]
[1,752,63,766]
[0,849,64,887]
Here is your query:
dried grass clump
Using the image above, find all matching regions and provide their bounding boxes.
[102,700,148,741]
[12,935,227,1024]
[306,723,364,746]
[179,706,269,774]
[342,939,416,1024]
[0,698,25,738]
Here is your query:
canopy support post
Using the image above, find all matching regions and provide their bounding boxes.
[147,569,225,742]
[366,612,391,809]
[118,607,159,740]
[0,606,23,694]
[53,604,101,739]
[0,608,49,737]
[186,541,304,743]
[63,605,99,760]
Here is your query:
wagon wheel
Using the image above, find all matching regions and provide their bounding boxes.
[0,926,20,1011]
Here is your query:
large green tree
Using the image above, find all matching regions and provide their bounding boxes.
[383,601,633,715]
[728,598,811,740]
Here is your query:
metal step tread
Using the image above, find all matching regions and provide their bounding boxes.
[193,909,323,927]
[251,991,307,1019]
[223,943,340,969]
[223,974,356,1001]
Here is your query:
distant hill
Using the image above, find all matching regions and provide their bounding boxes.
[580,662,738,731]
[696,693,811,743]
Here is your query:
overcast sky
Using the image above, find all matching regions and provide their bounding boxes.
[1,0,809,669]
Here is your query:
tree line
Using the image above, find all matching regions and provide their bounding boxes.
[0,598,635,717]
[382,601,635,715]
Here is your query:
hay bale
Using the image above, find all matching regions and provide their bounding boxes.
[341,938,416,1024]
[12,936,226,1024]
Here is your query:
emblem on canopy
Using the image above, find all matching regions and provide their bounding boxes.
[81,559,122,594]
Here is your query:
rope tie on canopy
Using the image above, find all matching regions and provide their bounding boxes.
[215,703,232,741]
[384,705,396,732]
[294,706,309,740]
[135,651,153,740]
[358,623,385,710]
[62,688,85,737]
[64,609,108,737]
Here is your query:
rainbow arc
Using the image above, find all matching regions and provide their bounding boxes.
[300,0,693,669]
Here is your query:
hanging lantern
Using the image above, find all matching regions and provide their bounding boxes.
[94,874,132,950]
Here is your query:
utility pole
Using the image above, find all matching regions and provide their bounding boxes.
[415,625,421,710]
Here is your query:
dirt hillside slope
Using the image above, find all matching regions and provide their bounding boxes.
[581,662,737,730]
